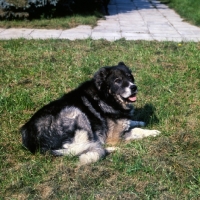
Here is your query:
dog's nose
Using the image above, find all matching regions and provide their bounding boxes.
[130,84,137,92]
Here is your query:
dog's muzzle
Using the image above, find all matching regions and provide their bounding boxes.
[121,83,137,102]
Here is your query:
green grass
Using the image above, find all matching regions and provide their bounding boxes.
[0,14,103,29]
[0,39,200,199]
[159,0,200,26]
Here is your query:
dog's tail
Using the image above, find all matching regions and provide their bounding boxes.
[21,124,38,153]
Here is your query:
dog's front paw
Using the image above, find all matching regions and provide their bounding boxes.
[125,128,161,140]
[146,129,161,137]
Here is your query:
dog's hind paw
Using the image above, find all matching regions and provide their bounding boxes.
[79,152,100,165]
[148,130,161,137]
[105,147,120,153]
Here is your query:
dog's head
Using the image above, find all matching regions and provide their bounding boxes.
[94,62,137,107]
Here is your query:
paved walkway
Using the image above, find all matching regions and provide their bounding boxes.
[0,0,200,41]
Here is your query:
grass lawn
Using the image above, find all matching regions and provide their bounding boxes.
[0,39,200,199]
[159,0,200,26]
[0,14,103,29]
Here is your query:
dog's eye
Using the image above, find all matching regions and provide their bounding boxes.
[114,78,122,84]
[126,73,132,78]
[126,73,134,81]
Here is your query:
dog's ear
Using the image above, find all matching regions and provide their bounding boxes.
[118,62,126,66]
[94,67,109,90]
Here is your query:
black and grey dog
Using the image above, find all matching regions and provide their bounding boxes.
[21,62,160,164]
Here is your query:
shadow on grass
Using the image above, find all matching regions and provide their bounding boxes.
[133,104,159,126]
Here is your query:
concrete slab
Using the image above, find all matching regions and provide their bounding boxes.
[91,32,121,41]
[30,29,62,39]
[59,25,92,40]
[122,33,153,40]
[152,36,168,41]
[0,28,33,39]
[149,28,178,33]
[120,21,147,26]
[121,26,149,33]
[60,25,92,33]
[93,28,121,32]
[0,28,6,33]
[163,37,185,42]
[152,33,181,38]
[59,33,90,40]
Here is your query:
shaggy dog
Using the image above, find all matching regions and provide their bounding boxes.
[21,62,160,164]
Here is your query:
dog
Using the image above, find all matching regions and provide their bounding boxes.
[21,62,160,164]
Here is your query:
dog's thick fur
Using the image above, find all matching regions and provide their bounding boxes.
[21,62,160,164]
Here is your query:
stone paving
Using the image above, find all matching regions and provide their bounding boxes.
[0,0,200,41]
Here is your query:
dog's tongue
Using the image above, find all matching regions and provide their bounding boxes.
[128,95,137,102]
